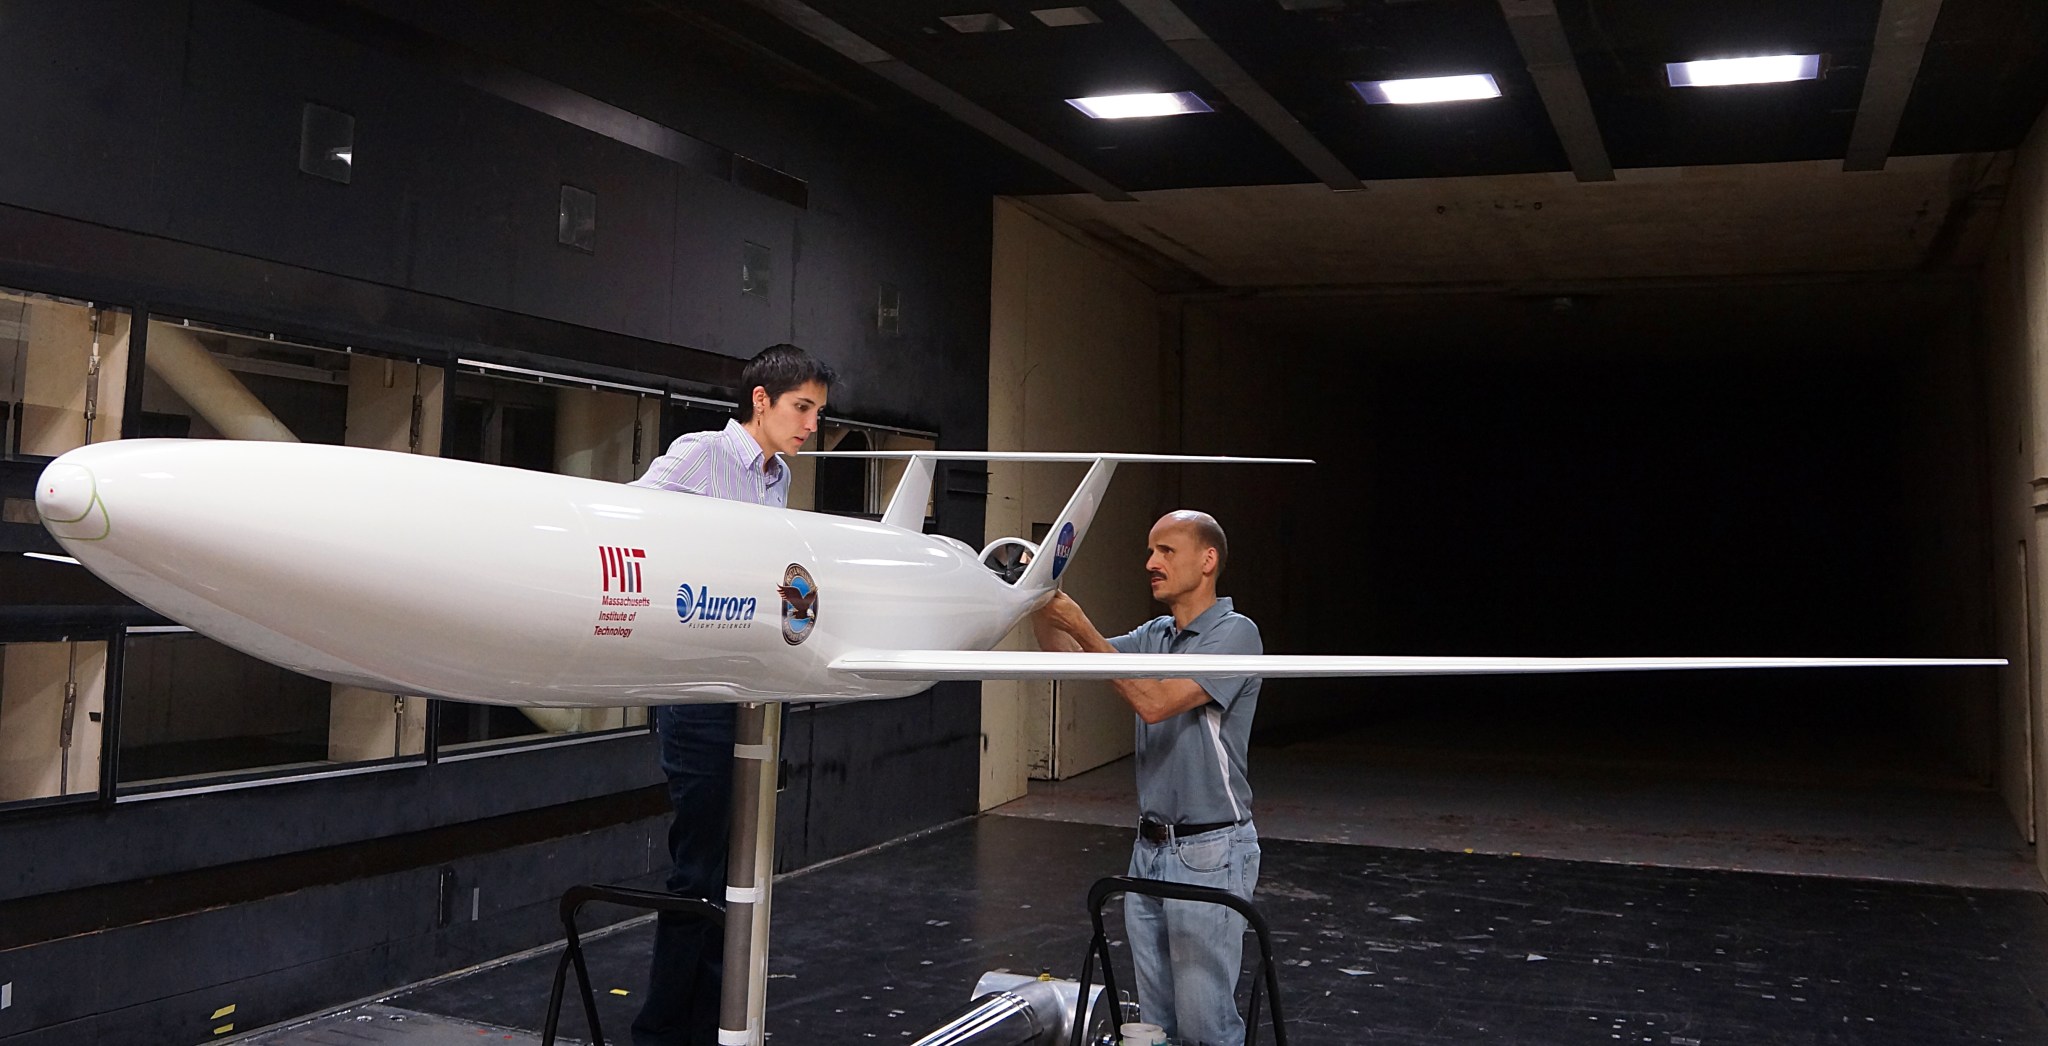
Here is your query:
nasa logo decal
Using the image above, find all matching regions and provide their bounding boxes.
[1050,522,1077,580]
[779,564,818,646]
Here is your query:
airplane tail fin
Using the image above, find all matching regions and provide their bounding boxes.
[1014,457,1117,591]
[803,451,1312,591]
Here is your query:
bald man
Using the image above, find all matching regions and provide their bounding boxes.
[1034,510,1262,1046]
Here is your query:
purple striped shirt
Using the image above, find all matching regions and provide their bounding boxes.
[629,419,789,507]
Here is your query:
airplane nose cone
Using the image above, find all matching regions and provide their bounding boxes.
[37,462,96,523]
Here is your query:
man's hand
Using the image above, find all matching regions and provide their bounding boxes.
[1035,590,1096,642]
[1032,590,1102,654]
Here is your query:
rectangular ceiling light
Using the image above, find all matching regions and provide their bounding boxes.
[1351,74,1501,105]
[1031,7,1102,27]
[1065,92,1213,119]
[1666,54,1822,87]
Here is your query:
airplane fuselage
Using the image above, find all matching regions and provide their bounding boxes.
[38,439,1037,706]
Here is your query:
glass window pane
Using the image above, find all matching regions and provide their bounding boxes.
[0,546,131,610]
[814,427,871,514]
[117,630,425,788]
[0,639,107,804]
[436,705,646,755]
[119,321,442,786]
[136,319,448,453]
[137,319,352,443]
[440,365,663,748]
[449,369,663,481]
[808,425,938,519]
[1,289,132,460]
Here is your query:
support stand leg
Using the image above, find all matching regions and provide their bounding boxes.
[717,702,781,1046]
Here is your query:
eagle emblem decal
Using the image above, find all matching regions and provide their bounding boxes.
[779,563,818,646]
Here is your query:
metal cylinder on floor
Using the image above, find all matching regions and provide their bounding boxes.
[908,971,1114,1046]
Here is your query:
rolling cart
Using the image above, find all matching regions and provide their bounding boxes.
[1069,876,1289,1046]
[540,883,725,1046]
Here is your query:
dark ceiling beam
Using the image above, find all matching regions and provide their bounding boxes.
[743,0,1133,201]
[1498,0,1613,183]
[1115,0,1362,191]
[1844,0,1946,172]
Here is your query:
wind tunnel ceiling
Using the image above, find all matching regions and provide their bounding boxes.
[637,0,2048,196]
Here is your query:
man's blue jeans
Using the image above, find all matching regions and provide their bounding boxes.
[632,703,735,1046]
[1125,820,1262,1046]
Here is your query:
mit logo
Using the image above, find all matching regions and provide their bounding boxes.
[599,546,646,593]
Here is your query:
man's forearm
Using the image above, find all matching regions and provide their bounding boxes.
[1110,675,1211,724]
[1063,615,1209,722]
[1032,614,1081,653]
[1036,597,1209,723]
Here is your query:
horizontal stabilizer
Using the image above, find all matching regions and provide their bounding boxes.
[829,650,2005,682]
[803,451,1314,464]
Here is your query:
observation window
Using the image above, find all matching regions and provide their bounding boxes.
[806,422,938,519]
[0,637,108,807]
[0,289,130,462]
[122,318,441,786]
[135,318,419,448]
[450,360,663,482]
[116,627,423,790]
[437,359,664,750]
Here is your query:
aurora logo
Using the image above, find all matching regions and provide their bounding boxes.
[675,583,758,624]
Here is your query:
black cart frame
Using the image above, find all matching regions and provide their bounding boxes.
[1070,875,1289,1046]
[540,883,725,1046]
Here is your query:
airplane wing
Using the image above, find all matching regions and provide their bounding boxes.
[829,650,2005,682]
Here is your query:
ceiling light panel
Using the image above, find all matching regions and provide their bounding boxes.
[1065,91,1214,119]
[1351,74,1501,105]
[1666,54,1822,88]
[1031,7,1101,28]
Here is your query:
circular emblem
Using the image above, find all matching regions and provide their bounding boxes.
[675,583,696,623]
[1050,521,1077,580]
[779,563,818,646]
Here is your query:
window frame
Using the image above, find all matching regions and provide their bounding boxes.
[0,623,123,816]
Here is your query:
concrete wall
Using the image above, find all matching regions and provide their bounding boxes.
[1980,107,2048,870]
[982,199,1174,807]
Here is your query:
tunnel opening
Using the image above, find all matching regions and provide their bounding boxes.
[1176,278,2018,879]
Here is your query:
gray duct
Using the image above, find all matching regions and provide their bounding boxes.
[909,972,1114,1046]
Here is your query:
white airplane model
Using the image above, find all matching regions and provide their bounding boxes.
[33,438,2000,704]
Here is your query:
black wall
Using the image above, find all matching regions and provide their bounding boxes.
[0,0,990,1037]
[1191,280,1997,780]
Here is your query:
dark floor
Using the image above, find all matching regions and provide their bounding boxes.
[251,814,2048,1046]
[1003,742,2041,891]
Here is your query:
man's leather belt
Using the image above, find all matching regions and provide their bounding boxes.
[1139,817,1236,844]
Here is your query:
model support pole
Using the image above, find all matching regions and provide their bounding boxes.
[718,701,781,1046]
[745,701,782,1035]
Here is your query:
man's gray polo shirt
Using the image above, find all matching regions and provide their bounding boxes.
[1108,596,1261,827]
